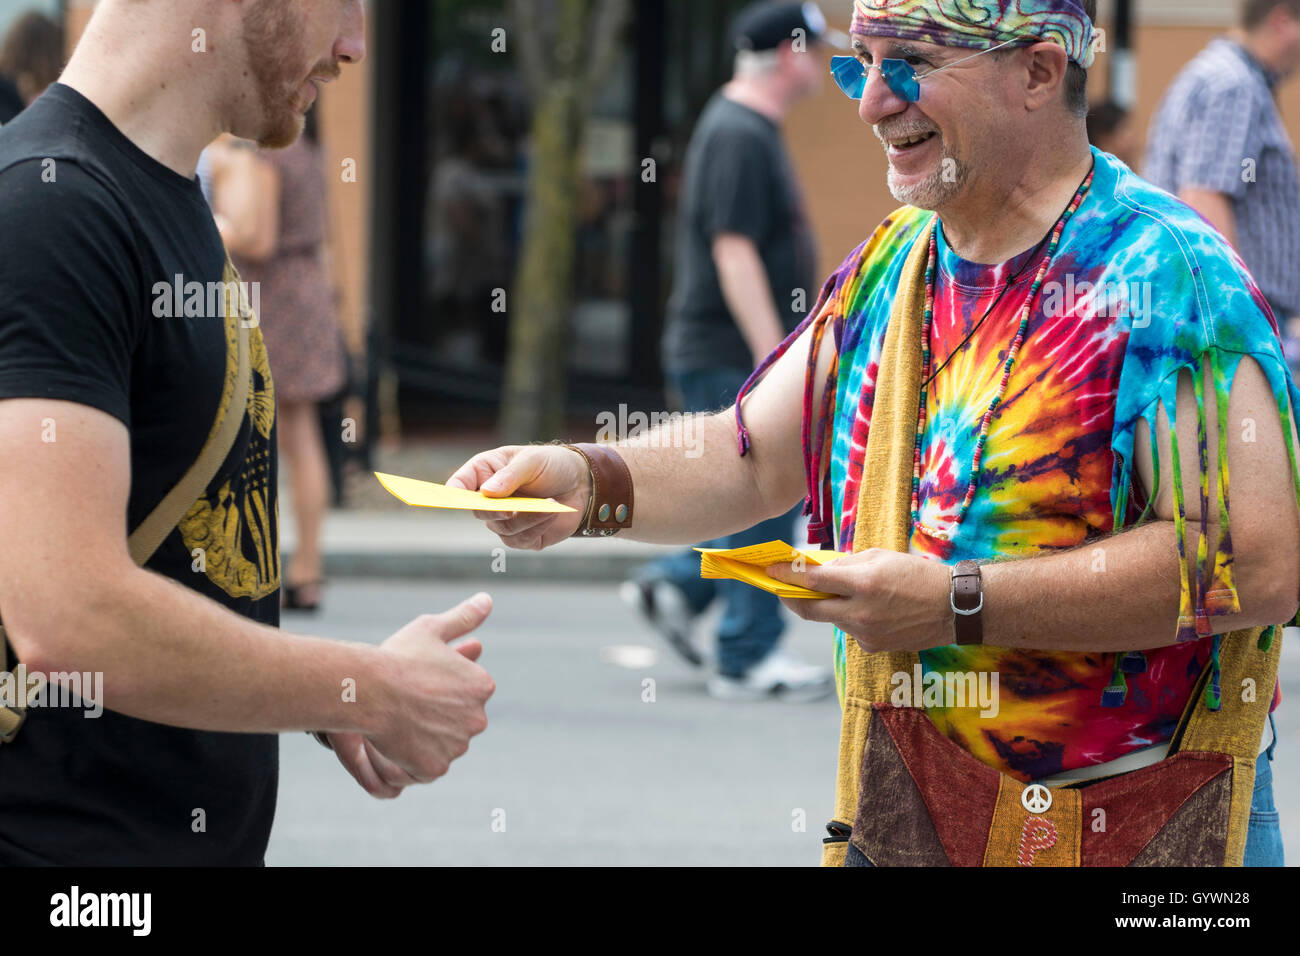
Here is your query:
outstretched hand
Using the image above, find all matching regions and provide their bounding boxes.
[446,445,591,550]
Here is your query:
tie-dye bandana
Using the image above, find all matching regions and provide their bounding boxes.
[851,0,1097,69]
[734,148,1298,781]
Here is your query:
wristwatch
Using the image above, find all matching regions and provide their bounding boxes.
[950,560,984,646]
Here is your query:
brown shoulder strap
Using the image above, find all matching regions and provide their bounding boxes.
[1,262,253,744]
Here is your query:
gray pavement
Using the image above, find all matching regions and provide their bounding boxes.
[265,578,1300,866]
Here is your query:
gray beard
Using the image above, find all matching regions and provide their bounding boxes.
[887,145,969,210]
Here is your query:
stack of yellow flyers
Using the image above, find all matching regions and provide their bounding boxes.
[696,540,839,599]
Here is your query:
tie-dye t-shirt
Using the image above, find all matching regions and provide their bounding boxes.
[751,148,1299,782]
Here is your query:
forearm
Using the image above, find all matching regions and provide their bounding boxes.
[212,149,279,262]
[604,298,824,545]
[715,241,785,363]
[17,567,392,736]
[214,211,273,263]
[982,519,1289,651]
[607,408,793,545]
[604,275,830,546]
[457,303,825,551]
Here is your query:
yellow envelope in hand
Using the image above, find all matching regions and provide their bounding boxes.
[374,472,577,513]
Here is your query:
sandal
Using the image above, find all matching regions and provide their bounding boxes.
[281,578,324,612]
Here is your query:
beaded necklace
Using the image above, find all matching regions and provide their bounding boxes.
[911,168,1095,539]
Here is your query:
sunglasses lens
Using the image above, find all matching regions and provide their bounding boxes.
[829,56,865,100]
[881,59,920,102]
[829,56,921,103]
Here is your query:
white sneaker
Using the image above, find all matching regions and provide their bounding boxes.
[619,576,705,667]
[707,647,834,702]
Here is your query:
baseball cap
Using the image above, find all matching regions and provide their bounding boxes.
[732,1,850,52]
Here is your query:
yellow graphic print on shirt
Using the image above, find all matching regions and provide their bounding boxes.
[178,262,280,600]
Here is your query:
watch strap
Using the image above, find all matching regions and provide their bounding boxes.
[950,559,984,646]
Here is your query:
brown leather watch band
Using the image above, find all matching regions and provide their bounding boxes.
[950,560,984,646]
[565,443,634,537]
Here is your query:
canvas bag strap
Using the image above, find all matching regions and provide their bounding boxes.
[1,259,252,744]
[826,222,932,852]
[1173,626,1280,864]
[843,218,934,703]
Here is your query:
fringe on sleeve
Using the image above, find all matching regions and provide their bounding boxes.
[1105,346,1300,710]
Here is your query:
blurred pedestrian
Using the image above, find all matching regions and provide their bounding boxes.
[0,10,63,125]
[622,1,837,701]
[1145,0,1300,373]
[1084,98,1138,168]
[208,111,348,612]
[425,100,512,366]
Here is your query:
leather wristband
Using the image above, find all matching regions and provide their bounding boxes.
[950,560,984,646]
[565,443,634,537]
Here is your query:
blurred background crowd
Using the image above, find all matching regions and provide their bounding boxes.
[4,1,1297,479]
[3,0,1300,658]
[12,2,1296,457]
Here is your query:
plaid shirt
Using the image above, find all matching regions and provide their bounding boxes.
[1145,37,1300,320]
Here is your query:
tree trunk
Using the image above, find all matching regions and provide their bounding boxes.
[498,82,582,442]
[498,0,629,443]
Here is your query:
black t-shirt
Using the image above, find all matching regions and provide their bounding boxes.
[661,92,818,375]
[0,84,281,865]
[0,76,22,126]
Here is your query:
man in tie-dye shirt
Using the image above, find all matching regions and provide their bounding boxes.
[450,0,1300,865]
[753,0,1300,865]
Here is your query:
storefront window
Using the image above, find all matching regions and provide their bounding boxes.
[388,0,747,425]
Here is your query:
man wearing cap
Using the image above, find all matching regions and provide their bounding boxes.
[622,1,839,700]
[452,0,1300,866]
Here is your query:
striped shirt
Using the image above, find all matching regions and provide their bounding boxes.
[1145,37,1300,319]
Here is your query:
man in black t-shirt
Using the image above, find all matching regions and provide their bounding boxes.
[627,2,835,701]
[0,0,495,866]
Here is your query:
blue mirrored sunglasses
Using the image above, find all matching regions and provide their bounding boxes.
[830,37,1026,103]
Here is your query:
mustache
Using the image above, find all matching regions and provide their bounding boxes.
[873,122,939,144]
[310,60,342,82]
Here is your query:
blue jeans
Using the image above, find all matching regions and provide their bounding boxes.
[644,367,801,677]
[1243,714,1284,867]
